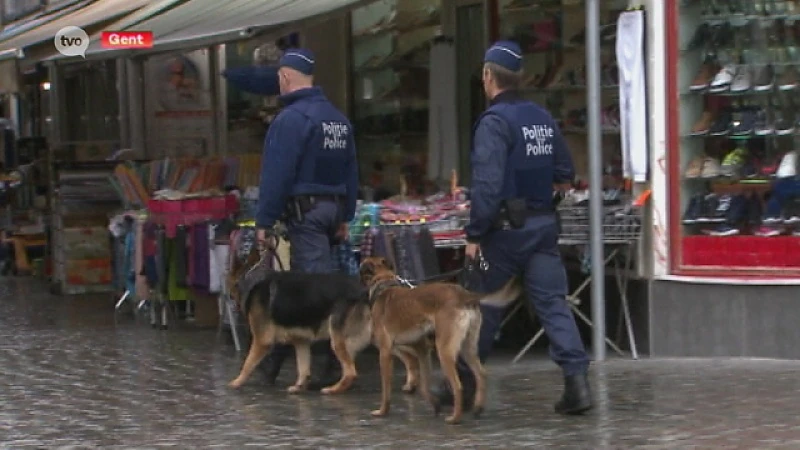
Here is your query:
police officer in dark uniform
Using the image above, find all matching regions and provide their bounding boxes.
[255,48,359,387]
[432,41,593,415]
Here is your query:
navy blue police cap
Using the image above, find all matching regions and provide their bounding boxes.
[279,48,315,75]
[484,40,523,72]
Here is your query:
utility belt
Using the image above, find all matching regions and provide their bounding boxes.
[284,194,342,224]
[492,198,555,231]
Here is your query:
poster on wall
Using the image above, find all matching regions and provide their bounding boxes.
[146,49,214,158]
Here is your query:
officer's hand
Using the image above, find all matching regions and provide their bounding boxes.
[256,228,277,252]
[465,243,480,261]
[335,223,349,241]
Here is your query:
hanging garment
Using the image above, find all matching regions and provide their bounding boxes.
[192,224,210,292]
[392,228,417,281]
[209,225,222,294]
[616,9,648,182]
[417,227,440,280]
[333,241,359,276]
[167,239,189,302]
[427,40,459,183]
[360,227,378,257]
[124,229,136,296]
[135,219,149,298]
[155,227,168,295]
[174,226,189,287]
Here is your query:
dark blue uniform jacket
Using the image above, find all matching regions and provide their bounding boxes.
[465,91,575,243]
[256,87,359,229]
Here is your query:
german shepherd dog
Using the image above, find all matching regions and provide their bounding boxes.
[227,248,421,394]
[359,256,522,424]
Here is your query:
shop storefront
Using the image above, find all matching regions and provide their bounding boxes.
[649,1,800,359]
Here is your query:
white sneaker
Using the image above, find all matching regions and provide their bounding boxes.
[776,150,798,178]
[709,65,737,93]
[729,66,751,93]
[700,157,722,178]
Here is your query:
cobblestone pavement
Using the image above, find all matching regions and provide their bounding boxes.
[2,278,800,449]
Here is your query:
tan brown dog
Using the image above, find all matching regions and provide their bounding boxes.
[359,256,522,424]
[226,248,421,395]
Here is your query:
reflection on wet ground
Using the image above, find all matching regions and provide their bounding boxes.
[2,277,800,448]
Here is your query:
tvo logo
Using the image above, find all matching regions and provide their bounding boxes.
[54,26,89,58]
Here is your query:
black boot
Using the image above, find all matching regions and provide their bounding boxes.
[554,372,593,415]
[429,375,476,410]
[259,344,291,385]
[307,344,342,390]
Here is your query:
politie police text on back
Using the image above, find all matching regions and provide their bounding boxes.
[522,124,554,156]
[322,121,349,150]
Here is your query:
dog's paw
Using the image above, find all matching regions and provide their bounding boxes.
[472,406,484,419]
[228,379,243,389]
[444,414,462,425]
[401,383,417,394]
[287,385,306,394]
[320,386,340,395]
[370,409,388,417]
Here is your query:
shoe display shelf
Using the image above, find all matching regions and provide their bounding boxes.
[678,0,800,269]
[499,0,627,137]
[351,0,441,194]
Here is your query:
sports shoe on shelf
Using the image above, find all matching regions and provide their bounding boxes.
[682,195,704,224]
[730,108,756,136]
[761,154,783,177]
[689,111,715,136]
[755,225,783,237]
[709,64,738,93]
[701,156,722,178]
[697,193,720,223]
[778,66,799,91]
[708,110,733,135]
[753,108,774,136]
[684,157,705,178]
[690,60,721,91]
[753,64,775,91]
[776,151,798,178]
[720,147,748,177]
[709,193,734,223]
[783,197,800,224]
[704,224,741,236]
[774,111,795,135]
[729,65,752,93]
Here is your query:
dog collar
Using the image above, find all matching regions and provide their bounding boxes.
[369,278,405,303]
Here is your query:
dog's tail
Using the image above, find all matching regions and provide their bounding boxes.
[478,277,523,308]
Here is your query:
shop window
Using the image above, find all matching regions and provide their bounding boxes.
[62,60,119,145]
[225,34,298,155]
[495,0,627,186]
[350,0,442,198]
[675,2,800,272]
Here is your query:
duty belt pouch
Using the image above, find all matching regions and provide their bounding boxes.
[503,198,528,229]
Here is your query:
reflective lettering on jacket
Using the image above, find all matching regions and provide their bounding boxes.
[473,101,560,211]
[521,124,554,156]
[322,121,350,150]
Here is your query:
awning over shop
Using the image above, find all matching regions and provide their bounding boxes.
[79,0,188,59]
[96,0,371,57]
[0,0,91,44]
[0,0,153,59]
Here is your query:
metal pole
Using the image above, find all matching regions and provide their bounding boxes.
[586,0,606,362]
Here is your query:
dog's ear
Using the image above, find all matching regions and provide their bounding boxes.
[379,257,393,271]
[359,258,376,285]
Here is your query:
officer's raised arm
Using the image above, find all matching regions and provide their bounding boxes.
[255,110,307,230]
[465,114,511,243]
[552,123,576,184]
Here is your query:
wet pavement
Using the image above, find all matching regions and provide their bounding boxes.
[2,278,800,449]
